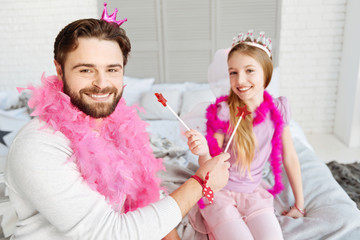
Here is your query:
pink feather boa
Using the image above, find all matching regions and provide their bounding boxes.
[205,91,284,196]
[26,74,163,212]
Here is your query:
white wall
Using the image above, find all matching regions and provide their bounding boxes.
[334,0,360,147]
[0,0,97,91]
[279,0,347,134]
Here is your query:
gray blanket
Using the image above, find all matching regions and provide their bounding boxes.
[157,136,360,240]
[326,161,360,209]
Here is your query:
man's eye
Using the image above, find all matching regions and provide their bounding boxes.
[108,69,118,72]
[229,71,237,75]
[80,69,91,73]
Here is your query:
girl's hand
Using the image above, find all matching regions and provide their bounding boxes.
[162,228,180,240]
[282,206,306,218]
[185,129,210,157]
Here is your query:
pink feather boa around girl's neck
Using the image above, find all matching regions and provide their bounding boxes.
[205,91,285,196]
[25,74,164,213]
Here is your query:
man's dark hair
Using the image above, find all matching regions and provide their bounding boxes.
[54,19,131,69]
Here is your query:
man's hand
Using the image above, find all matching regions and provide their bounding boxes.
[195,152,230,192]
[169,152,230,217]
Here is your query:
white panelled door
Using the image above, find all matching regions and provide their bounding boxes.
[105,0,279,83]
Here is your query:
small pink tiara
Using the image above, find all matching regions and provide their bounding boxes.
[232,30,272,58]
[101,2,127,26]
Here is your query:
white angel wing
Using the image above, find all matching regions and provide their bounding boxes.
[208,48,231,98]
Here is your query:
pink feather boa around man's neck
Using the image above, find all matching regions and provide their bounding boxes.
[25,73,164,212]
[205,91,285,196]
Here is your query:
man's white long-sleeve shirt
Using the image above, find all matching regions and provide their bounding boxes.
[5,118,181,239]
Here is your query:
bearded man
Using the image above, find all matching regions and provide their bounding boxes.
[5,4,230,240]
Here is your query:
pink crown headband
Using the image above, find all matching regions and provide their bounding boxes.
[232,30,272,58]
[101,2,127,26]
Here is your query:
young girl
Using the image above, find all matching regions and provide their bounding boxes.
[185,30,305,240]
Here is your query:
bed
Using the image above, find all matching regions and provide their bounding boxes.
[0,75,360,240]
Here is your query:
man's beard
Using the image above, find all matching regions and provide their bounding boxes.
[63,79,123,118]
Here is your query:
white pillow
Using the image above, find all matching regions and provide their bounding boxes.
[150,83,187,92]
[184,82,211,91]
[0,108,31,160]
[180,89,215,118]
[181,101,211,136]
[139,90,182,120]
[122,76,155,106]
[0,90,20,110]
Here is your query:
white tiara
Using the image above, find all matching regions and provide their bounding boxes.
[231,30,272,58]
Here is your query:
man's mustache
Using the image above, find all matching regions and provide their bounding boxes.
[79,87,118,95]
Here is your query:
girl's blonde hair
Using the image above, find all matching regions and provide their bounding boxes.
[227,42,273,174]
